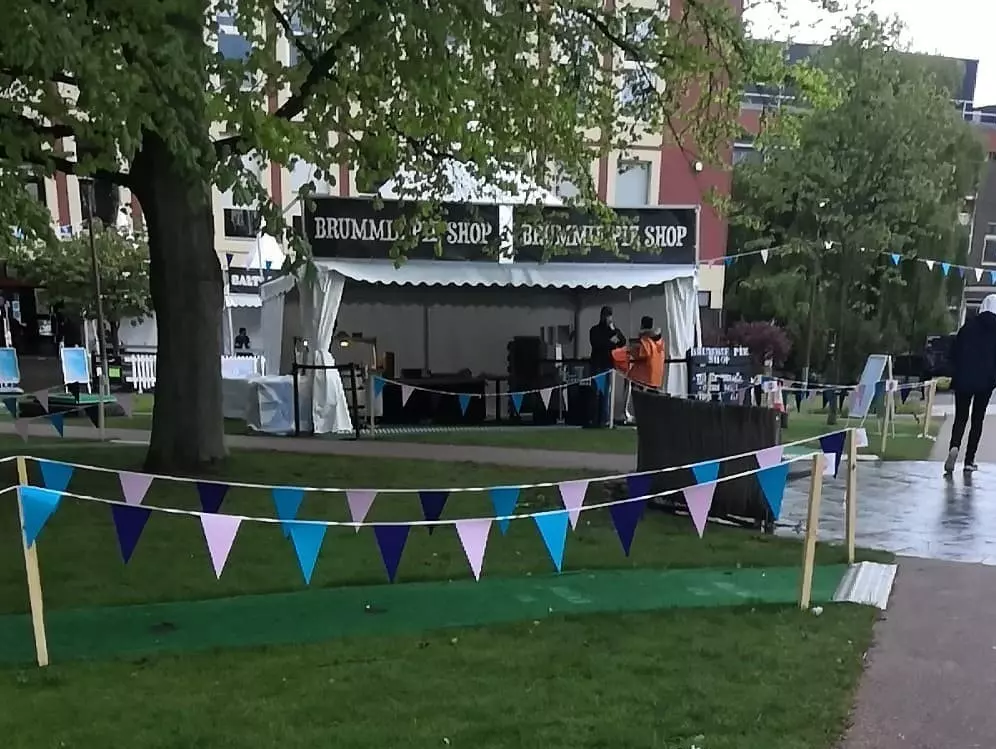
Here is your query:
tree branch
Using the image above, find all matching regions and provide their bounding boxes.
[269,3,318,67]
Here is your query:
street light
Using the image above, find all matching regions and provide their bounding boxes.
[80,177,109,439]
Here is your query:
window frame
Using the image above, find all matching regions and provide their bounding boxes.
[614,159,652,207]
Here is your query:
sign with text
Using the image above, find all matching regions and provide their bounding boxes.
[512,206,697,264]
[226,267,278,295]
[686,346,752,401]
[303,197,501,261]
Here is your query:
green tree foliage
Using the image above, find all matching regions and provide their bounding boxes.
[727,13,983,384]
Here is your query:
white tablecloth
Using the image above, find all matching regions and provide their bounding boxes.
[245,375,312,435]
[221,377,255,420]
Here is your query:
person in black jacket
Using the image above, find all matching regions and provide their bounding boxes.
[944,294,996,473]
[589,306,626,427]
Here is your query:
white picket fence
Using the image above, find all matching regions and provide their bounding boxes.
[126,353,266,393]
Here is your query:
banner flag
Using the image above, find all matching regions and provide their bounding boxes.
[84,406,100,429]
[2,397,16,418]
[34,389,49,412]
[458,393,471,415]
[418,490,449,533]
[900,387,911,404]
[287,521,327,585]
[510,392,524,414]
[818,431,846,479]
[118,471,154,505]
[757,463,790,519]
[534,510,570,572]
[682,483,716,538]
[625,474,653,503]
[372,377,385,399]
[401,385,414,407]
[196,481,229,514]
[346,490,377,531]
[754,445,784,470]
[539,388,553,409]
[225,252,234,268]
[557,479,589,530]
[200,513,242,579]
[272,487,305,536]
[455,518,492,580]
[940,262,950,276]
[593,372,608,395]
[990,270,996,285]
[891,253,901,265]
[760,248,769,263]
[39,460,74,493]
[116,392,134,417]
[111,505,151,563]
[47,413,64,437]
[374,524,410,582]
[488,486,520,534]
[19,486,61,547]
[691,460,720,485]
[610,498,645,556]
[924,259,935,271]
[13,418,29,442]
[854,428,869,448]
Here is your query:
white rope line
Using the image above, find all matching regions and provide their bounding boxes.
[373,370,612,399]
[9,451,820,528]
[17,428,851,494]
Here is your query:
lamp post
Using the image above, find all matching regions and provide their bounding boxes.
[82,178,109,439]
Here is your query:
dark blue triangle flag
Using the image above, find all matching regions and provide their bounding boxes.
[419,490,449,534]
[818,430,847,478]
[593,372,608,395]
[225,253,234,268]
[510,392,524,414]
[941,262,950,276]
[958,266,966,278]
[374,524,410,582]
[900,386,910,404]
[626,473,653,502]
[458,393,471,415]
[2,397,17,418]
[372,376,385,399]
[287,521,327,585]
[272,487,305,536]
[891,253,901,265]
[111,504,151,563]
[610,497,645,556]
[489,486,520,534]
[47,412,64,437]
[756,463,790,519]
[534,510,570,572]
[196,482,229,514]
[19,486,62,547]
[39,460,74,493]
[691,460,720,485]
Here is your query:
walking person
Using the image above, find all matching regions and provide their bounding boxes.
[944,294,996,473]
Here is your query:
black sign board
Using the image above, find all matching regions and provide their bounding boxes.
[303,197,501,261]
[687,346,752,401]
[512,206,697,264]
[226,267,278,295]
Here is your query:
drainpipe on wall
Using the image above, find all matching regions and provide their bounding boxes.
[958,194,977,327]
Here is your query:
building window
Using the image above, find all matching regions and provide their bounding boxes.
[24,177,46,207]
[697,290,712,308]
[615,160,651,207]
[733,143,761,166]
[78,178,119,226]
[221,154,264,239]
[217,14,251,60]
[287,13,311,67]
[983,223,996,266]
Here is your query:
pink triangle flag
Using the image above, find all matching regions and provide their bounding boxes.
[558,479,589,530]
[13,418,29,442]
[346,490,377,531]
[455,517,492,581]
[118,471,154,505]
[755,445,784,470]
[682,482,716,538]
[200,513,242,579]
[34,389,49,412]
[401,385,414,407]
[539,388,553,409]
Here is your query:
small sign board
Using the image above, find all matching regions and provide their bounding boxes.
[686,346,752,401]
[851,354,889,419]
[60,347,91,386]
[0,348,20,384]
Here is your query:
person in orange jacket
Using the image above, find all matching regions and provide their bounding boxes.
[628,316,665,390]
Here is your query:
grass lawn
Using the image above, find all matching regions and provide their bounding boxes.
[0,443,884,748]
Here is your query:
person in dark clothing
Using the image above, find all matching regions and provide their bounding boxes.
[234,327,251,351]
[945,293,996,473]
[589,306,626,426]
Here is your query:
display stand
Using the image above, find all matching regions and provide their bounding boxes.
[919,380,937,439]
[798,452,826,609]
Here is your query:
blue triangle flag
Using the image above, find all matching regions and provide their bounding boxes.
[990,270,996,285]
[724,256,733,266]
[691,460,720,485]
[418,490,448,533]
[287,521,327,585]
[958,266,966,278]
[890,253,901,265]
[757,463,789,519]
[489,487,520,534]
[593,372,608,395]
[534,510,570,572]
[272,487,305,536]
[610,498,645,556]
[2,397,17,418]
[196,482,229,514]
[374,524,410,582]
[225,253,234,268]
[265,260,273,270]
[372,376,385,399]
[818,431,847,478]
[111,504,151,563]
[941,262,950,276]
[47,412,64,437]
[458,393,471,415]
[19,486,62,547]
[510,392,524,413]
[39,460,74,493]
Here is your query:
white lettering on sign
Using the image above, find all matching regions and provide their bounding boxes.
[312,216,493,245]
[519,221,691,250]
[229,273,262,287]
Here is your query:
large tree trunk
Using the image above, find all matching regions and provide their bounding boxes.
[131,132,226,473]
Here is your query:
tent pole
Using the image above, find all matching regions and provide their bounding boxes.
[422,303,430,373]
[572,291,581,360]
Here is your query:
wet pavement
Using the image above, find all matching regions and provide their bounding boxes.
[779,460,996,565]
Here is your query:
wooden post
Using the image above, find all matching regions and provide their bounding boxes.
[798,452,825,610]
[879,357,893,457]
[920,380,936,439]
[845,428,858,565]
[15,456,50,667]
[608,370,616,428]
